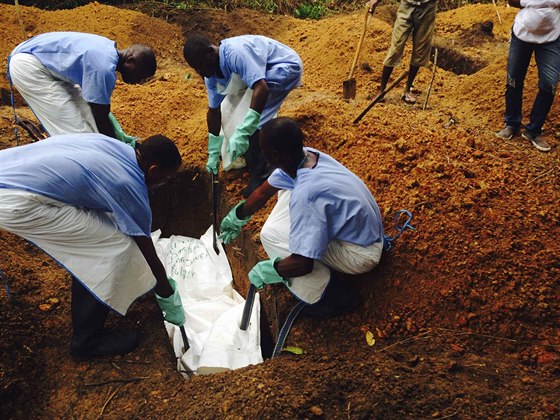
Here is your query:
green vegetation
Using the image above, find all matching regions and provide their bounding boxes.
[294,0,330,19]
[2,0,506,18]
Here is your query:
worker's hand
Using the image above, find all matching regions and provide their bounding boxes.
[367,0,379,14]
[227,109,261,162]
[219,200,251,244]
[154,277,186,326]
[248,258,289,289]
[207,133,223,174]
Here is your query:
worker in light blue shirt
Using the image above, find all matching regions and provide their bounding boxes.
[183,34,303,197]
[0,133,185,358]
[8,32,157,139]
[219,117,385,319]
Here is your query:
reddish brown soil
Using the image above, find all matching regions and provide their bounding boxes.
[1,3,559,419]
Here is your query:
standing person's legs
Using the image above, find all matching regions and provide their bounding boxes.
[8,53,98,136]
[524,36,560,147]
[380,66,395,93]
[504,33,533,134]
[381,0,415,91]
[405,0,437,101]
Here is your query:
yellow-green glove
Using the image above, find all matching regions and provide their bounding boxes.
[219,200,251,244]
[154,277,185,326]
[227,109,261,162]
[207,133,223,174]
[248,258,289,289]
[108,112,137,147]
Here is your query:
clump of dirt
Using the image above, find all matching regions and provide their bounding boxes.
[1,2,559,419]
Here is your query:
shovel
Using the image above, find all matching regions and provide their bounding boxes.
[343,8,371,100]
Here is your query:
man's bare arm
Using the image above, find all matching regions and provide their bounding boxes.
[249,79,270,114]
[90,103,117,138]
[207,106,222,135]
[133,235,173,297]
[275,253,315,277]
[237,180,278,218]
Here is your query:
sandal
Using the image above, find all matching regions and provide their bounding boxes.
[401,92,417,104]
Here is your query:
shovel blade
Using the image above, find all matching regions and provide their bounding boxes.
[343,79,356,100]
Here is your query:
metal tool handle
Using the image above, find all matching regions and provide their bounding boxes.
[240,284,257,331]
[353,70,408,124]
[179,325,190,352]
[211,172,220,255]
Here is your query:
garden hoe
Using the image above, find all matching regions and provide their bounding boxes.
[343,7,371,100]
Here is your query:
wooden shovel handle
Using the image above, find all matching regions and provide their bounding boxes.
[348,8,371,80]
[353,70,408,124]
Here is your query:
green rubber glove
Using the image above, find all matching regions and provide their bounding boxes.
[108,112,137,147]
[207,133,223,174]
[154,277,186,326]
[227,108,261,162]
[219,200,251,244]
[248,258,289,289]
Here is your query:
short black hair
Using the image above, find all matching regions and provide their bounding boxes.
[133,45,157,78]
[260,117,304,158]
[183,34,212,65]
[137,135,181,170]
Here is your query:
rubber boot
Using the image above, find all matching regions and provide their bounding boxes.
[70,278,139,358]
[300,275,359,319]
[242,131,273,198]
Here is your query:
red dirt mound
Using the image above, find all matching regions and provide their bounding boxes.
[0,2,558,418]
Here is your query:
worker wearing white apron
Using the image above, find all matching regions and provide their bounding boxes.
[8,32,156,139]
[219,118,384,318]
[183,34,303,197]
[0,134,185,357]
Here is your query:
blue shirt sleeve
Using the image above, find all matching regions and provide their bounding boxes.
[205,77,225,109]
[267,169,294,190]
[222,40,267,90]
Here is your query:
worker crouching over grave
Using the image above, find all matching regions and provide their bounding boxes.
[0,134,185,357]
[183,34,303,197]
[220,117,384,318]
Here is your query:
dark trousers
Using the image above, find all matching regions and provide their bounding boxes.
[505,32,560,136]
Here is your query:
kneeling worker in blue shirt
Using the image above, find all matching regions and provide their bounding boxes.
[8,32,157,140]
[0,134,185,357]
[183,34,303,197]
[219,117,385,318]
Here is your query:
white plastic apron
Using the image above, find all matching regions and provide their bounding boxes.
[0,189,155,315]
[218,74,251,171]
[8,53,99,136]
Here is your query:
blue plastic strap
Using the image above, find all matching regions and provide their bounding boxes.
[7,57,20,145]
[272,300,307,358]
[383,209,416,252]
[1,269,12,301]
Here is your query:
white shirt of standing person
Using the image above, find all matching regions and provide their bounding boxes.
[513,0,560,43]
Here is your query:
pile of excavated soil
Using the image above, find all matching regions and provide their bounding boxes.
[0,2,559,418]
